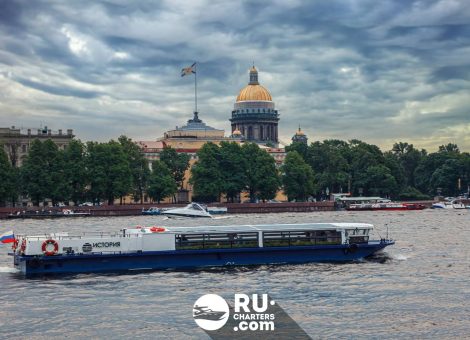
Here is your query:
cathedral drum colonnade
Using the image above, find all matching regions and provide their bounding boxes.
[230,66,280,146]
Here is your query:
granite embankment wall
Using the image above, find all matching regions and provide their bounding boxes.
[0,200,465,219]
[0,202,335,219]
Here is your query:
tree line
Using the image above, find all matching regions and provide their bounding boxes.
[286,139,470,200]
[0,137,469,207]
[0,136,189,206]
[190,139,470,202]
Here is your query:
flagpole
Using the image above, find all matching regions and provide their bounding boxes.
[194,62,197,114]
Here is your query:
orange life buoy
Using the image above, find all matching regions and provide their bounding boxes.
[19,239,27,254]
[42,239,59,256]
[149,226,166,233]
[12,238,19,251]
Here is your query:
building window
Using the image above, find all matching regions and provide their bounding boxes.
[22,145,26,153]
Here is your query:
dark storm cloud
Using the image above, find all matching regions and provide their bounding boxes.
[15,77,102,99]
[0,0,469,150]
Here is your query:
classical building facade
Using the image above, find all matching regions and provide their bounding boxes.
[0,126,74,167]
[230,66,280,146]
[137,65,291,202]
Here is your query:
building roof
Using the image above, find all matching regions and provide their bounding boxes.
[236,84,273,102]
[236,65,273,102]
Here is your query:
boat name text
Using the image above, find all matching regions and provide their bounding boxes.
[92,242,121,248]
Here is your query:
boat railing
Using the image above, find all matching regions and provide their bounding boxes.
[21,232,142,241]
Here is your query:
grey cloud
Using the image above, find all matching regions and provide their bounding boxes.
[0,0,469,151]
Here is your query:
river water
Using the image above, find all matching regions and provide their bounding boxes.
[0,210,469,339]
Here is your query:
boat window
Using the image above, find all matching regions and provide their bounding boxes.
[349,236,369,244]
[263,230,341,247]
[175,232,259,250]
[348,228,368,236]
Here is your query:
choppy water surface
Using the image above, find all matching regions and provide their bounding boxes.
[0,210,469,339]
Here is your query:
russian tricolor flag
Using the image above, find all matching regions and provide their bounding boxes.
[0,230,15,244]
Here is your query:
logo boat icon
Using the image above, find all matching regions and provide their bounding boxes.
[193,305,227,321]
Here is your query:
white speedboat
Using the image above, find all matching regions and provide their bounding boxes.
[432,200,466,209]
[162,203,212,218]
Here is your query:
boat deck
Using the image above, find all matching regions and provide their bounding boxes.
[163,222,373,233]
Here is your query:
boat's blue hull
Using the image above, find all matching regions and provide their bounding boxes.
[13,241,394,275]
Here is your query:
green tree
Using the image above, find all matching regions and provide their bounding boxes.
[147,161,177,203]
[429,159,464,196]
[190,143,223,202]
[219,142,247,202]
[160,146,190,189]
[414,145,463,196]
[308,140,349,194]
[285,141,309,161]
[364,165,399,197]
[391,142,425,187]
[439,143,460,154]
[0,147,16,206]
[63,139,87,205]
[20,139,67,206]
[86,141,132,205]
[43,139,68,205]
[242,143,279,202]
[20,140,44,205]
[282,151,315,201]
[118,135,150,203]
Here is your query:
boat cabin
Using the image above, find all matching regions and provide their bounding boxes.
[14,223,373,257]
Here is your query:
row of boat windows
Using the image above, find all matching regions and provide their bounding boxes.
[174,230,343,250]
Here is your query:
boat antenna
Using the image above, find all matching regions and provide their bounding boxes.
[377,227,382,241]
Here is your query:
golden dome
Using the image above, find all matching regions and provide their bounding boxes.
[236,65,272,102]
[236,84,272,102]
[232,129,242,135]
[296,127,305,136]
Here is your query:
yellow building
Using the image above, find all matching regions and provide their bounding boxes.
[138,66,289,203]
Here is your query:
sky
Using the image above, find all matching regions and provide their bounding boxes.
[0,0,469,152]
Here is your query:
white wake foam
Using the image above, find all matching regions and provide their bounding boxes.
[0,266,19,273]
[393,254,408,261]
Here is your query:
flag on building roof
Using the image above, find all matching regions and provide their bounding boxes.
[0,230,15,244]
[181,62,196,77]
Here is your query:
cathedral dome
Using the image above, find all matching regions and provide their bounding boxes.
[236,85,272,102]
[295,127,305,136]
[236,66,272,102]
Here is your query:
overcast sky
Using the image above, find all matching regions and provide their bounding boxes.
[1,0,469,152]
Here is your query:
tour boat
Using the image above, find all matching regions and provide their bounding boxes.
[346,202,426,211]
[162,203,212,218]
[141,207,162,215]
[9,222,393,275]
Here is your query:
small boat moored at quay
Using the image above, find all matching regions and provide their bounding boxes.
[431,200,466,209]
[141,207,162,215]
[9,222,394,275]
[7,209,91,219]
[162,202,212,218]
[346,202,426,211]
